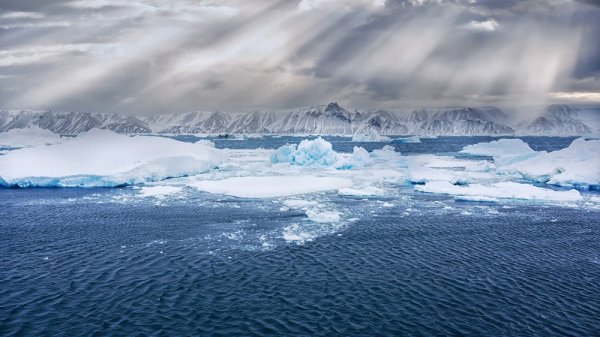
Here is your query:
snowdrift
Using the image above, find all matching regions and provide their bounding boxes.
[0,129,223,187]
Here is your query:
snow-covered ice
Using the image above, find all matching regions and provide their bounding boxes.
[461,138,538,166]
[502,138,600,189]
[462,137,600,189]
[0,129,223,187]
[0,126,62,148]
[415,181,582,202]
[191,176,353,198]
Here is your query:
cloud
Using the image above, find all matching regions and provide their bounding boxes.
[465,19,499,31]
[550,91,600,101]
[0,0,597,114]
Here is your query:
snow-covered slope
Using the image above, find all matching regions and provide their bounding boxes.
[0,110,150,134]
[1,103,597,136]
[520,104,592,136]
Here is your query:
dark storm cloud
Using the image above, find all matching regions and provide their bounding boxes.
[0,0,598,114]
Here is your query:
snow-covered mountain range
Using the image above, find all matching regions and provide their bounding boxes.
[1,103,598,136]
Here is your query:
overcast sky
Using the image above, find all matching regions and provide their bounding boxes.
[0,0,599,114]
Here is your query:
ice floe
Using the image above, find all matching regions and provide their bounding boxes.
[461,138,538,166]
[191,175,352,198]
[462,137,600,189]
[415,181,582,202]
[0,128,223,187]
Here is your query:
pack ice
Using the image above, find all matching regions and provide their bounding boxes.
[0,129,223,187]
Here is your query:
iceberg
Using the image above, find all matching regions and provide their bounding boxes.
[0,126,62,149]
[415,181,582,202]
[460,138,539,166]
[503,138,600,189]
[271,137,338,166]
[462,138,600,189]
[391,136,421,144]
[191,175,353,198]
[352,129,391,142]
[0,129,223,187]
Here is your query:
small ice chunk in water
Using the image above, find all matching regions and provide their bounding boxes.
[138,186,183,199]
[305,210,341,223]
[282,199,319,209]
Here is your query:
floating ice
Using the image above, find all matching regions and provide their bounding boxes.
[392,135,421,143]
[461,138,539,166]
[282,199,318,209]
[138,186,183,199]
[465,138,600,189]
[0,126,61,148]
[0,128,223,187]
[415,181,582,202]
[305,210,341,223]
[352,129,391,142]
[502,138,600,189]
[338,186,386,197]
[191,175,353,198]
[271,137,338,166]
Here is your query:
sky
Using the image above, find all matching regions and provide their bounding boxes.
[0,0,599,115]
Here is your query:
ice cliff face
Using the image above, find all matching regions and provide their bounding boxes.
[1,103,597,135]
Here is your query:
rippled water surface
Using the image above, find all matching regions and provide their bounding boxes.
[1,137,599,336]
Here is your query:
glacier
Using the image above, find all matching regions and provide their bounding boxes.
[0,129,223,187]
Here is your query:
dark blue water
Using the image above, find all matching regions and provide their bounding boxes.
[1,137,598,336]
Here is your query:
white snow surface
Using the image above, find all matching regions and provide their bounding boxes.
[503,138,600,188]
[461,137,600,188]
[191,176,352,198]
[0,128,223,187]
[415,181,582,202]
[0,126,61,148]
[461,138,538,165]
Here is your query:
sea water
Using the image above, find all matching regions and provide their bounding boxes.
[0,136,598,336]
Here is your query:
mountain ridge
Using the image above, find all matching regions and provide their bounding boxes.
[0,104,597,136]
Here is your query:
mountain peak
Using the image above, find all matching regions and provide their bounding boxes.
[324,102,343,112]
